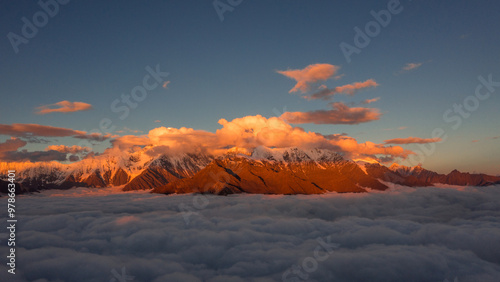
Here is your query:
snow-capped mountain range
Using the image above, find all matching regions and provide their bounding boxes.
[1,146,499,195]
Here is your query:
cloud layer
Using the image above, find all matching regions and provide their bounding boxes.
[107,115,410,163]
[0,124,111,162]
[1,185,499,281]
[0,114,414,164]
[36,101,93,115]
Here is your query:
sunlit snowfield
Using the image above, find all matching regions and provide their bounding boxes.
[1,185,500,282]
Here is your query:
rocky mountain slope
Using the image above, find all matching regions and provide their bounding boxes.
[1,146,499,195]
[153,147,388,195]
[389,163,500,186]
[0,147,213,193]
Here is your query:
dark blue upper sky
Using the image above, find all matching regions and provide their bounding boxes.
[1,0,499,174]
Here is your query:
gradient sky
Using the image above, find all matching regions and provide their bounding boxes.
[0,0,499,174]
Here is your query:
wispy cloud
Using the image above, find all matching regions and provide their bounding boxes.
[471,136,500,143]
[400,62,423,73]
[309,79,378,100]
[361,97,380,104]
[115,127,143,134]
[0,137,27,152]
[0,123,110,141]
[45,145,91,154]
[277,63,340,93]
[0,149,68,162]
[36,101,93,115]
[384,137,442,144]
[280,102,381,125]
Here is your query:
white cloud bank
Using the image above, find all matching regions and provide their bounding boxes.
[1,185,500,281]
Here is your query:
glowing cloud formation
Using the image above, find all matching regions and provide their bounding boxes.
[277,63,340,93]
[310,79,379,100]
[280,102,381,125]
[36,101,93,115]
[106,115,411,164]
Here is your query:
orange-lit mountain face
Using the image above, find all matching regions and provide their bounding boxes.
[152,149,387,195]
[1,147,500,195]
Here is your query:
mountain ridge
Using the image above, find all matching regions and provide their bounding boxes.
[1,147,499,195]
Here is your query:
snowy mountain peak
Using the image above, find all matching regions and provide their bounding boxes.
[249,146,343,163]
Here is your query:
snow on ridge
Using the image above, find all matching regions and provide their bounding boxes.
[249,146,343,163]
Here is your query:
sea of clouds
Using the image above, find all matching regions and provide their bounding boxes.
[1,184,500,282]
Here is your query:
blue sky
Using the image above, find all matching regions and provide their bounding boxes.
[0,0,499,174]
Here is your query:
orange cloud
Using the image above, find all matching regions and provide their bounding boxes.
[1,116,412,165]
[277,63,340,93]
[0,123,86,137]
[216,115,410,161]
[310,79,378,100]
[0,123,110,141]
[0,137,27,152]
[36,101,93,115]
[0,113,414,166]
[327,134,412,162]
[216,115,327,152]
[108,135,150,152]
[115,127,143,134]
[402,62,422,72]
[106,114,410,163]
[384,137,443,144]
[45,145,91,154]
[280,102,381,125]
[0,150,68,162]
[361,97,380,104]
[147,126,217,154]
